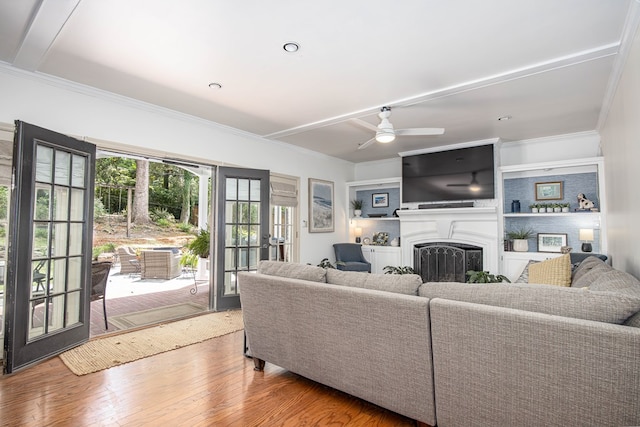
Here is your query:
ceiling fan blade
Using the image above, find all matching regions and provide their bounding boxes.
[350,118,379,132]
[396,128,445,136]
[357,137,376,150]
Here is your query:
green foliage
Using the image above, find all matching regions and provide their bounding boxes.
[155,218,172,228]
[350,199,363,210]
[93,197,108,219]
[188,229,210,258]
[506,227,535,240]
[92,242,116,260]
[0,186,8,220]
[466,270,511,283]
[180,250,198,269]
[318,258,336,269]
[176,222,193,233]
[383,265,416,275]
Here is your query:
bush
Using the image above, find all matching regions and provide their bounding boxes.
[176,222,193,233]
[92,242,117,260]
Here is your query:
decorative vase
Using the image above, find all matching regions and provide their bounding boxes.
[511,200,521,213]
[531,208,539,213]
[354,209,362,217]
[553,207,561,213]
[513,239,529,252]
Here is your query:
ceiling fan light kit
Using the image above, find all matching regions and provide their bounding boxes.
[359,106,445,149]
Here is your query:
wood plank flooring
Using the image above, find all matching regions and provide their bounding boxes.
[0,330,416,426]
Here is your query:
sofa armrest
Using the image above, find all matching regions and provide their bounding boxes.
[238,272,436,426]
[430,298,640,427]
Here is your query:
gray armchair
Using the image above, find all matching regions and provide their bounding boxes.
[333,243,371,273]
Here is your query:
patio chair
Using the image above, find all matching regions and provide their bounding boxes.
[91,261,112,329]
[333,243,371,273]
[116,246,139,274]
[140,250,181,279]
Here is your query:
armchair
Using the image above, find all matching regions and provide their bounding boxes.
[116,246,139,274]
[91,261,112,329]
[333,243,371,273]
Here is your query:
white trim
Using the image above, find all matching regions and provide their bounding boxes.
[398,138,499,157]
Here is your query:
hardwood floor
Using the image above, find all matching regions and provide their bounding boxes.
[0,330,416,426]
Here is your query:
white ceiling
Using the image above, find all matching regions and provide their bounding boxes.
[0,0,637,163]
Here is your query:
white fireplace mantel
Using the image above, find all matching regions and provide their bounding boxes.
[397,207,500,274]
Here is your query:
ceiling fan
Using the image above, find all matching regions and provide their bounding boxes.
[352,106,445,150]
[447,171,482,192]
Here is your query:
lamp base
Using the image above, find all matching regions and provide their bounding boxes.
[355,237,361,243]
[581,242,592,253]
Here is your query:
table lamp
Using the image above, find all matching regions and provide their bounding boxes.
[579,228,594,252]
[355,227,362,243]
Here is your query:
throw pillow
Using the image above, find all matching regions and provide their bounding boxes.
[528,254,571,287]
[514,260,539,283]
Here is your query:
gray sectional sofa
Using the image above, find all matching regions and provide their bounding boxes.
[238,257,640,427]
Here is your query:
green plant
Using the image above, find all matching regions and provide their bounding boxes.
[506,227,535,240]
[466,270,511,283]
[188,228,211,258]
[176,222,193,233]
[317,258,336,269]
[92,242,117,260]
[350,199,363,210]
[180,250,198,269]
[156,218,172,227]
[383,265,416,275]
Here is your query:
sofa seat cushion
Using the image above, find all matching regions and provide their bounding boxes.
[418,282,640,324]
[258,261,327,283]
[528,254,571,287]
[326,269,422,296]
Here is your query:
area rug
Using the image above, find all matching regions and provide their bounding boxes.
[107,302,207,330]
[59,309,243,375]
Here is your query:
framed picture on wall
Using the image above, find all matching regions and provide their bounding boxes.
[308,178,334,233]
[537,233,567,253]
[372,192,389,208]
[535,181,563,200]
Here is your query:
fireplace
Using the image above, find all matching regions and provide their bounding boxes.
[414,242,482,283]
[396,207,499,276]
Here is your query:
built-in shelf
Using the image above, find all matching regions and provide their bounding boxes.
[503,212,600,218]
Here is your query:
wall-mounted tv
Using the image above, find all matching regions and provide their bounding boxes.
[402,144,495,203]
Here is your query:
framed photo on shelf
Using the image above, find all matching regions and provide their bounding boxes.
[535,181,563,201]
[308,178,334,233]
[372,192,389,208]
[537,233,567,253]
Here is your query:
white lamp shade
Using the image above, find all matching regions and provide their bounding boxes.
[579,228,594,241]
[355,227,363,237]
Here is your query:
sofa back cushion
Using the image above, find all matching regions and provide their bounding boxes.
[258,261,327,283]
[326,269,422,296]
[571,256,612,286]
[418,282,640,325]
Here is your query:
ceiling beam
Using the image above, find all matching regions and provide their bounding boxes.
[12,0,81,71]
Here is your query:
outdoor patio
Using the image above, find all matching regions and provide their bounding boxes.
[89,266,210,337]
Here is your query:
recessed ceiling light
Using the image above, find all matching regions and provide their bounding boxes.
[497,115,512,121]
[283,42,300,52]
[208,82,222,89]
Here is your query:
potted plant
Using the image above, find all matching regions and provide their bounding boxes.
[529,203,539,213]
[506,227,535,252]
[561,202,570,213]
[351,199,363,217]
[383,265,416,275]
[552,203,562,213]
[466,270,511,283]
[187,228,210,278]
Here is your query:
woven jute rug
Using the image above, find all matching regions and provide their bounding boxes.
[59,309,243,375]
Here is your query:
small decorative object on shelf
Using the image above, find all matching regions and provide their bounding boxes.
[529,204,539,213]
[351,199,363,217]
[579,228,594,252]
[577,193,595,210]
[511,200,521,213]
[354,227,362,243]
[372,231,389,246]
[506,227,535,252]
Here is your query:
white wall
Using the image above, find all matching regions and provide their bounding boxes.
[0,65,354,264]
[599,22,640,277]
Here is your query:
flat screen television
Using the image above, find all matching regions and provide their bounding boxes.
[402,144,495,203]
